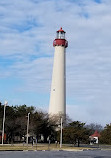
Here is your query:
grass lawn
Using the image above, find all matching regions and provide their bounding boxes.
[0,144,93,151]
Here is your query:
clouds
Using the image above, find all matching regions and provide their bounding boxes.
[67,102,111,126]
[0,0,111,125]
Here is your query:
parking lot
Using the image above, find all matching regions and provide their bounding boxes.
[0,150,111,158]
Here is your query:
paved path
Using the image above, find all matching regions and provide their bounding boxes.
[0,150,111,158]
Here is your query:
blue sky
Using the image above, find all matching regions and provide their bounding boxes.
[0,0,111,125]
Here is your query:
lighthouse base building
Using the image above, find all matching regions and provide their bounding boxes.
[49,28,68,118]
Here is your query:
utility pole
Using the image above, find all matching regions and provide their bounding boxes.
[2,101,8,145]
[60,116,63,148]
[26,112,30,147]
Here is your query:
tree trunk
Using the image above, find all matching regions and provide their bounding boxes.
[77,138,80,147]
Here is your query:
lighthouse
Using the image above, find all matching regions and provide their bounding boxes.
[49,28,68,117]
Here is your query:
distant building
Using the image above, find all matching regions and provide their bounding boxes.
[89,130,100,144]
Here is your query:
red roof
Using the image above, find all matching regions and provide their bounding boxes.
[91,131,100,137]
[57,27,66,33]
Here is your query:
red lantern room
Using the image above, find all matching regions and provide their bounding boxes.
[53,27,68,48]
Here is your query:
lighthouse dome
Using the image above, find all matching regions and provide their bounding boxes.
[57,27,66,33]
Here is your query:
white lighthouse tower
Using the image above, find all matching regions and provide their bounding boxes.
[49,28,68,117]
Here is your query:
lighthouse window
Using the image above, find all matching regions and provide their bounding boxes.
[58,32,61,39]
[60,32,65,39]
[57,32,65,39]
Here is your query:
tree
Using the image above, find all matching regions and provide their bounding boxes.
[99,124,111,144]
[63,121,90,147]
[4,105,35,143]
[31,111,56,142]
[0,103,57,143]
[85,123,103,135]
